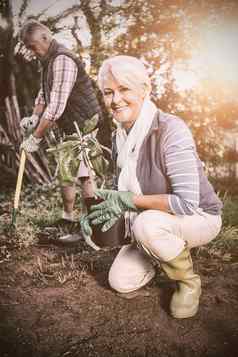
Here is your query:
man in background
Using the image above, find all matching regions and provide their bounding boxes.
[19,20,103,242]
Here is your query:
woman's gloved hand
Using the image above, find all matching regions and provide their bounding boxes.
[80,213,92,239]
[87,189,137,232]
[80,214,100,251]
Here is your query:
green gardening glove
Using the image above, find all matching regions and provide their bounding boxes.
[87,189,137,232]
[80,214,100,251]
[80,214,92,239]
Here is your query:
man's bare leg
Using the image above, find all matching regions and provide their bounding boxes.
[58,176,96,245]
[61,185,77,221]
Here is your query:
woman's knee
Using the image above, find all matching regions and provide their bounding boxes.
[132,211,154,244]
[108,266,133,293]
[132,211,185,262]
[108,246,156,293]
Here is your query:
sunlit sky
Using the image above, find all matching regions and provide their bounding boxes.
[12,0,92,46]
[8,0,238,97]
[13,0,77,18]
[175,20,238,93]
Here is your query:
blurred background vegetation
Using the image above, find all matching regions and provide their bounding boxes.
[0,0,238,257]
[0,0,238,188]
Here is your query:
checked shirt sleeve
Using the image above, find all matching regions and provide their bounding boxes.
[42,55,78,121]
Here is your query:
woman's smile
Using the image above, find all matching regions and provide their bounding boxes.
[103,72,145,129]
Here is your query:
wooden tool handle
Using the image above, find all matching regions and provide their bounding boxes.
[14,150,26,210]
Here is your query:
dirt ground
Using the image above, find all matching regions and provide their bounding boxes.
[0,228,238,357]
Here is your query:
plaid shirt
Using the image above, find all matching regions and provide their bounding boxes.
[35,55,78,121]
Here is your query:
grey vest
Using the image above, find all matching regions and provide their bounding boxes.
[113,110,222,215]
[41,40,102,134]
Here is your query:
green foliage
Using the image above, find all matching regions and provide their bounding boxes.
[1,0,238,180]
[0,181,237,260]
[0,182,64,248]
[211,177,238,197]
[195,193,238,260]
[220,194,238,228]
[0,0,10,18]
[47,126,109,184]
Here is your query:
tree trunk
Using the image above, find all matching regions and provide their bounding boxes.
[0,0,52,185]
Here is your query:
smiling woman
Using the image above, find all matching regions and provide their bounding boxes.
[79,55,223,319]
[102,75,146,129]
[98,56,152,129]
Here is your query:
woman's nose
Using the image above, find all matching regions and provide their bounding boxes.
[112,90,122,104]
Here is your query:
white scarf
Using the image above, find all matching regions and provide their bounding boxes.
[116,98,157,194]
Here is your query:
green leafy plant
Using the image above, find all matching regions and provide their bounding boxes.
[47,121,110,185]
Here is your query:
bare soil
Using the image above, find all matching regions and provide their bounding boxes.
[0,229,238,357]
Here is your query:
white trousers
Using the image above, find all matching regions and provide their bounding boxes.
[109,210,222,293]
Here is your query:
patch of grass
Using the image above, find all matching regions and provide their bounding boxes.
[213,193,238,254]
[1,183,238,263]
[220,193,238,227]
[31,251,88,287]
[194,193,238,260]
[0,181,82,249]
[209,225,238,252]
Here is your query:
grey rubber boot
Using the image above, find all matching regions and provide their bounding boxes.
[160,247,201,319]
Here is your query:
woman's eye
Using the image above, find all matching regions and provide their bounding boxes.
[119,86,130,93]
[104,90,113,96]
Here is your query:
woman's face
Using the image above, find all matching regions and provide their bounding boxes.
[102,72,145,129]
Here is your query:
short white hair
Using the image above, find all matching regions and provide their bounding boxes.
[98,55,151,94]
[20,20,52,44]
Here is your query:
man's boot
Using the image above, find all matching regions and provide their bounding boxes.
[160,247,201,319]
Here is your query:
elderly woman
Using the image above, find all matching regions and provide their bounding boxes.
[82,55,222,319]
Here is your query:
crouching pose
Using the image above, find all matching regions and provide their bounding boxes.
[82,55,222,318]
